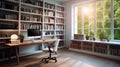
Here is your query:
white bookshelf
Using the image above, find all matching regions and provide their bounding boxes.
[0,0,65,48]
[70,40,120,60]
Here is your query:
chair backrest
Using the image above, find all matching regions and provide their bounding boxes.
[53,39,60,52]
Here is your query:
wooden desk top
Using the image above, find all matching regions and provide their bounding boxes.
[6,39,56,47]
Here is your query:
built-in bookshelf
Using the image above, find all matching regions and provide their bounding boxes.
[70,40,120,60]
[0,0,19,39]
[0,0,65,48]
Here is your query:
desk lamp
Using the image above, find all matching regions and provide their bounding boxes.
[10,34,18,43]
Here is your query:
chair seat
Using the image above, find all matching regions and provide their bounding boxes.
[43,47,54,52]
[41,39,60,63]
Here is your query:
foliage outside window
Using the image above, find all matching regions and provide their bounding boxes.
[77,0,120,40]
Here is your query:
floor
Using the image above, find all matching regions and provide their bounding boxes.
[0,48,120,67]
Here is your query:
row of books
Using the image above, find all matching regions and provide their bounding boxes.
[94,47,107,54]
[57,6,64,12]
[56,19,64,23]
[56,31,64,35]
[0,22,17,29]
[45,3,55,10]
[44,10,55,16]
[82,44,92,51]
[21,6,43,14]
[0,0,18,10]
[59,41,64,47]
[5,14,17,20]
[56,25,64,30]
[0,13,18,20]
[94,44,107,48]
[21,23,42,30]
[110,49,120,56]
[56,36,64,39]
[57,13,64,18]
[21,15,42,22]
[44,18,55,23]
[22,0,43,7]
[44,31,54,35]
[71,43,79,49]
[74,34,84,40]
[44,24,54,30]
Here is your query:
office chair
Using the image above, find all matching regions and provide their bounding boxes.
[41,39,60,63]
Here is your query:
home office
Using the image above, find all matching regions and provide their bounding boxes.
[0,0,120,67]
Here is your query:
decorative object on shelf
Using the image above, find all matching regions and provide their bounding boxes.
[85,35,89,40]
[93,37,95,41]
[18,34,24,42]
[74,34,84,40]
[99,31,108,41]
[10,34,18,43]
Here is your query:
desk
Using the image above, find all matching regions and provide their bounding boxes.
[6,39,56,64]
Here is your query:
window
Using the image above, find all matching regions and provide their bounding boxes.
[75,0,120,41]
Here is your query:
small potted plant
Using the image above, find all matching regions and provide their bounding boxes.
[85,34,89,40]
[18,34,24,42]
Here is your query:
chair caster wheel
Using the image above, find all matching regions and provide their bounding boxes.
[55,60,57,62]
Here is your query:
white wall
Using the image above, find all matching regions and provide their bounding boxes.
[63,0,97,48]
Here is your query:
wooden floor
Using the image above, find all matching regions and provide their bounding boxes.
[0,48,120,67]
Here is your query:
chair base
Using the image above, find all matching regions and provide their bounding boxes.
[41,57,57,63]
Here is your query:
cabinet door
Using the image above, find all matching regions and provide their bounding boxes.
[82,42,92,51]
[70,41,79,49]
[94,43,107,54]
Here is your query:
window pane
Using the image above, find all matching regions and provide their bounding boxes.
[96,29,103,39]
[104,10,111,19]
[104,0,111,10]
[114,18,120,28]
[104,29,111,39]
[114,29,120,40]
[97,11,103,20]
[104,18,111,28]
[78,6,82,29]
[114,0,120,10]
[78,29,82,34]
[84,29,89,35]
[96,29,110,39]
[96,1,103,10]
[90,28,94,37]
[114,8,120,28]
[114,0,120,28]
[84,16,89,28]
[97,20,102,28]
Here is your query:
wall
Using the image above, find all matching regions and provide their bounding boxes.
[63,0,97,48]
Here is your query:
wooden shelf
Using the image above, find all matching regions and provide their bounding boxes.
[21,11,43,16]
[0,37,10,39]
[0,8,19,13]
[21,20,42,23]
[44,8,55,11]
[6,0,19,3]
[44,15,55,18]
[0,19,18,22]
[0,29,18,31]
[56,10,64,13]
[44,22,54,24]
[44,29,55,31]
[21,2,43,9]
